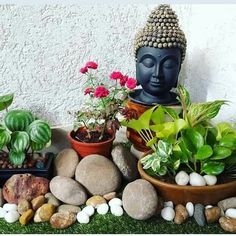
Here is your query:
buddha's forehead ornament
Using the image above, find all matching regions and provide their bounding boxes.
[134,4,187,63]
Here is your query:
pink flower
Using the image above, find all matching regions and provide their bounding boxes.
[94,86,109,98]
[110,71,123,80]
[85,61,98,69]
[84,87,93,95]
[120,75,128,86]
[126,78,137,89]
[80,67,88,74]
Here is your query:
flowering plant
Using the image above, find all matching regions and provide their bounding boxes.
[74,61,137,142]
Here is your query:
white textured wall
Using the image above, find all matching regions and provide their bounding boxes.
[0,4,236,126]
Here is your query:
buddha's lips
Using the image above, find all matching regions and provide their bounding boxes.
[150,80,165,87]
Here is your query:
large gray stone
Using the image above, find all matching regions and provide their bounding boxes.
[194,204,206,226]
[111,144,139,182]
[218,197,236,215]
[122,179,158,220]
[50,176,87,206]
[75,154,121,195]
[54,148,79,178]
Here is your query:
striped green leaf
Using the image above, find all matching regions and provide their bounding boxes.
[9,150,25,165]
[27,120,51,144]
[4,110,34,132]
[0,129,11,149]
[11,131,30,152]
[0,93,14,111]
[30,141,46,151]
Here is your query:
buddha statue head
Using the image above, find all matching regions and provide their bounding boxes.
[131,4,187,105]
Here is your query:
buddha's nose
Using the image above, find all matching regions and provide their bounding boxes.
[153,63,163,79]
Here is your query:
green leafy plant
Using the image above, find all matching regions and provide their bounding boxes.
[0,94,51,166]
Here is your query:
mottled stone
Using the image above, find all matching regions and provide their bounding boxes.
[111,144,139,181]
[218,197,236,215]
[194,204,206,226]
[54,148,79,178]
[50,176,87,205]
[58,205,81,214]
[19,209,34,225]
[31,195,46,211]
[39,203,56,222]
[45,192,60,207]
[103,192,116,201]
[122,179,158,220]
[205,206,221,223]
[50,212,76,229]
[3,174,49,204]
[219,216,236,233]
[17,199,31,215]
[174,204,189,224]
[75,154,121,195]
[86,196,106,208]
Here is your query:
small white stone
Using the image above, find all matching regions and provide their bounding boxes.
[205,205,213,209]
[161,207,175,221]
[77,211,90,224]
[175,171,189,186]
[164,201,174,208]
[203,175,217,186]
[189,172,206,186]
[3,203,17,212]
[110,205,123,217]
[225,208,236,219]
[0,207,7,218]
[97,203,109,215]
[186,202,194,217]
[108,198,122,207]
[4,210,20,223]
[82,205,95,217]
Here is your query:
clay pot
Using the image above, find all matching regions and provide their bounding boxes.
[125,99,182,152]
[67,130,115,158]
[137,160,236,205]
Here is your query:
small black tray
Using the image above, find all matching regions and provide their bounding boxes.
[0,152,54,187]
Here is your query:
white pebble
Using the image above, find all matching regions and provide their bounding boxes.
[77,211,90,224]
[225,208,236,219]
[110,205,123,217]
[161,207,175,221]
[108,198,122,207]
[4,210,20,223]
[82,205,95,217]
[175,171,189,186]
[203,175,217,186]
[3,203,17,212]
[97,203,109,215]
[205,205,213,209]
[189,172,206,186]
[0,207,7,218]
[186,202,194,217]
[164,201,174,208]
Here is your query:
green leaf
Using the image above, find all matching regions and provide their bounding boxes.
[151,159,160,172]
[195,145,213,160]
[151,106,164,124]
[174,119,188,134]
[10,131,30,152]
[151,122,175,139]
[216,122,235,140]
[219,135,236,149]
[0,93,14,111]
[30,141,46,151]
[173,159,181,170]
[178,138,192,161]
[173,150,188,164]
[202,161,225,175]
[194,124,207,137]
[0,129,11,149]
[162,106,180,120]
[146,137,157,148]
[157,140,172,159]
[177,84,191,107]
[211,146,232,160]
[158,166,167,176]
[206,128,217,146]
[9,150,25,165]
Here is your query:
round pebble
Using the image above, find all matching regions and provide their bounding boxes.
[161,207,175,221]
[82,206,95,217]
[225,208,236,219]
[110,205,123,217]
[205,205,213,209]
[97,203,109,215]
[0,207,6,218]
[108,198,122,207]
[4,210,20,223]
[77,211,89,224]
[186,202,194,217]
[164,201,174,208]
[3,203,17,212]
[203,175,217,186]
[189,173,206,186]
[175,171,189,186]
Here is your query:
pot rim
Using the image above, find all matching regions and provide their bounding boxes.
[68,130,115,146]
[137,159,236,190]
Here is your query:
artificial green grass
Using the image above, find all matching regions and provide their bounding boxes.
[0,212,225,234]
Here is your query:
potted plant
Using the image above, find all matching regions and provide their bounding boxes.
[68,61,137,158]
[122,85,236,205]
[0,93,53,186]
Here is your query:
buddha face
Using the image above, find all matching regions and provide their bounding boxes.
[136,47,181,96]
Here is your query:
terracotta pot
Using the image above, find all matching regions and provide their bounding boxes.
[125,99,182,152]
[68,130,115,158]
[138,160,236,205]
